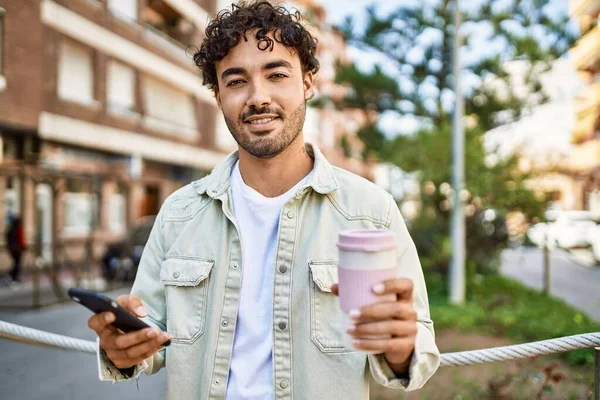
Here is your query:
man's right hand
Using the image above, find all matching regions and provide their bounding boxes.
[88,294,172,369]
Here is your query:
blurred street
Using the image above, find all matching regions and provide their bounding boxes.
[0,287,165,400]
[501,247,600,321]
[0,270,107,309]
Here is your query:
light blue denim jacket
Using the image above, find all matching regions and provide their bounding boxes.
[97,144,440,399]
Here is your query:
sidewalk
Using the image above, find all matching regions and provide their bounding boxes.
[501,247,600,321]
[0,270,129,309]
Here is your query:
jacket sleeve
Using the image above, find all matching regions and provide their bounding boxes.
[368,194,440,391]
[97,202,169,382]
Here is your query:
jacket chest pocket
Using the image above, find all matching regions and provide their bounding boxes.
[309,261,353,353]
[160,257,214,344]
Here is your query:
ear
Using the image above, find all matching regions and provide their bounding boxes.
[303,71,314,101]
[214,87,222,109]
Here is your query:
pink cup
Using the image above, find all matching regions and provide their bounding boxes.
[337,229,397,353]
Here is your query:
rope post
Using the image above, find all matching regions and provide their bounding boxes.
[33,208,44,308]
[543,234,550,295]
[32,264,40,308]
[595,347,600,400]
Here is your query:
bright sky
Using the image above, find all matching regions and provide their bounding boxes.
[322,0,569,30]
[320,0,573,137]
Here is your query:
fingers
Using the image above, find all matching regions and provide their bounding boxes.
[350,302,417,323]
[88,302,170,370]
[102,326,172,354]
[116,294,147,317]
[372,278,413,301]
[351,336,415,359]
[112,327,166,350]
[334,279,412,302]
[104,330,171,369]
[331,283,339,296]
[347,320,417,338]
[88,311,118,335]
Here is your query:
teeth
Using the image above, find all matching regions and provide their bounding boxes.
[249,118,275,125]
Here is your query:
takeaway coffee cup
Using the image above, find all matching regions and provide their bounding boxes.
[337,229,397,353]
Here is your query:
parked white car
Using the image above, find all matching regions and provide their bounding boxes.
[526,222,549,247]
[588,225,600,264]
[528,211,599,250]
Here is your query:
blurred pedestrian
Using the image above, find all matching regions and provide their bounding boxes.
[86,2,439,399]
[5,215,26,284]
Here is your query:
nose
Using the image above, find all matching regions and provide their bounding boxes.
[246,81,271,109]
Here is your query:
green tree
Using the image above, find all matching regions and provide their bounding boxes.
[320,0,579,279]
[334,0,577,134]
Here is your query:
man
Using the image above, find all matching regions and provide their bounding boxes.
[88,2,440,399]
[5,215,26,284]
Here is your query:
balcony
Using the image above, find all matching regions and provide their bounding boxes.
[571,25,600,71]
[573,106,599,144]
[571,0,600,19]
[573,82,600,143]
[568,138,600,172]
[142,0,198,62]
[144,24,190,63]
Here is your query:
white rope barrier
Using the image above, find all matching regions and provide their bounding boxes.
[1,320,599,367]
[0,320,96,354]
[441,332,600,367]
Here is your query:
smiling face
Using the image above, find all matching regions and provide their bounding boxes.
[214,30,314,159]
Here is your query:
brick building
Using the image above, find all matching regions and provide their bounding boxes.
[0,0,224,269]
[0,0,372,272]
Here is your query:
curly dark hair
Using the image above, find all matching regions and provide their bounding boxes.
[193,1,320,91]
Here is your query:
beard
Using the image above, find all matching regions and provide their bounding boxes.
[223,100,306,159]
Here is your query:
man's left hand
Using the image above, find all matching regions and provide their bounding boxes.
[331,278,417,375]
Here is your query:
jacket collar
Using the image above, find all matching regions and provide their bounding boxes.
[191,143,339,198]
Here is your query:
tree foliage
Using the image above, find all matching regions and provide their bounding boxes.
[321,0,578,277]
[334,0,578,132]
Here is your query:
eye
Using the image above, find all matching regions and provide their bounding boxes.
[227,79,245,87]
[269,73,288,80]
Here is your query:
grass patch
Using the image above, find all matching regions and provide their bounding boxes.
[427,272,600,366]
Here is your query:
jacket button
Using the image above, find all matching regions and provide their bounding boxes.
[173,271,180,278]
[280,380,288,389]
[286,210,295,219]
[221,319,229,327]
[278,265,287,274]
[278,321,287,330]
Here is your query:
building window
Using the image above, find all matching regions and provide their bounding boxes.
[57,39,96,106]
[107,60,136,115]
[5,177,21,219]
[62,179,99,237]
[108,0,138,22]
[1,135,19,161]
[109,192,126,234]
[142,75,198,139]
[0,8,5,90]
[63,189,100,237]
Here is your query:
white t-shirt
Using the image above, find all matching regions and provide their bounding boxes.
[226,161,311,400]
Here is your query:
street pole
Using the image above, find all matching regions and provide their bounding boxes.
[595,347,600,400]
[449,0,466,305]
[543,237,551,296]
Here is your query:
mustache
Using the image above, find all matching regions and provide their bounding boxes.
[241,107,284,121]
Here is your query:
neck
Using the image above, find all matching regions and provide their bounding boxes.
[237,136,313,197]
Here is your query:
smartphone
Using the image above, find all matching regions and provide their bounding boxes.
[68,287,171,347]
